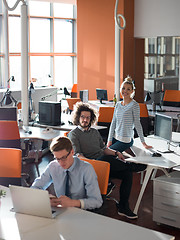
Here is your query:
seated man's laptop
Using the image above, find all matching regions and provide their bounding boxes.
[9,185,62,218]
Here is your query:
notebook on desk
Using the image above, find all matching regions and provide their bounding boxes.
[9,185,62,218]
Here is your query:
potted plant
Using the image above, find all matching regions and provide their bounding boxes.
[0,190,6,198]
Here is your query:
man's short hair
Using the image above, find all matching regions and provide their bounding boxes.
[72,102,98,126]
[50,136,72,153]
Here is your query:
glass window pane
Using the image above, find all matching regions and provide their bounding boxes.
[29,1,50,17]
[54,3,73,18]
[0,15,2,53]
[30,18,50,52]
[0,57,3,88]
[30,56,51,87]
[54,19,72,53]
[9,16,21,53]
[9,56,21,90]
[54,56,72,88]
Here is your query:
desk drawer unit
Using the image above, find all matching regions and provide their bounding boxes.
[153,171,180,228]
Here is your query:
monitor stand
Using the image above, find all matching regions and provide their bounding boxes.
[157,141,174,153]
[100,99,105,104]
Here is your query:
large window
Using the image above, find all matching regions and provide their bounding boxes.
[0,1,3,88]
[0,1,76,90]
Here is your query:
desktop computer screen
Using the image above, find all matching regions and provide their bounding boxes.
[80,90,89,103]
[39,101,61,126]
[96,89,108,104]
[154,113,173,142]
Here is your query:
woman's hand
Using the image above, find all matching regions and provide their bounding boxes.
[107,141,112,148]
[142,142,152,149]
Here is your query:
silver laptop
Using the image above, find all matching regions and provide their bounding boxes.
[9,185,62,218]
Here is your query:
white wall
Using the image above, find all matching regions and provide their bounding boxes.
[134,0,180,38]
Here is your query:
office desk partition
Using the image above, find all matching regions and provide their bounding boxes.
[126,136,180,214]
[0,185,175,240]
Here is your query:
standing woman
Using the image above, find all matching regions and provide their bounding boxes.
[107,76,152,151]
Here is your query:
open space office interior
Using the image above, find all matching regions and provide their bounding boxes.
[0,0,180,239]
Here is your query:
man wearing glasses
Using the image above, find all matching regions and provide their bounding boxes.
[31,136,103,210]
[68,102,146,219]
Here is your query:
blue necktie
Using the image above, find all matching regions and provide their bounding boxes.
[65,170,70,197]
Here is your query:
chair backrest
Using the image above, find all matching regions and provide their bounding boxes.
[66,98,81,112]
[98,107,114,123]
[97,107,114,143]
[0,107,17,121]
[71,84,78,98]
[0,148,22,186]
[17,101,22,109]
[0,120,21,149]
[134,103,149,137]
[163,90,180,107]
[64,131,70,137]
[80,158,110,195]
[139,103,149,118]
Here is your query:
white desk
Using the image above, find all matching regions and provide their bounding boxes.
[147,105,180,119]
[88,100,114,109]
[20,126,62,141]
[20,126,62,163]
[0,186,175,240]
[32,113,107,132]
[126,136,180,214]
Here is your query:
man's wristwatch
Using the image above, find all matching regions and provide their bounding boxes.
[114,151,119,157]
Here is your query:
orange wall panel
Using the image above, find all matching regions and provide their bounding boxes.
[77,0,135,101]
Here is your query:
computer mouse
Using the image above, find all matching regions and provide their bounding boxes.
[152,152,162,157]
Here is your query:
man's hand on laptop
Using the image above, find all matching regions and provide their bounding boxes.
[50,195,81,208]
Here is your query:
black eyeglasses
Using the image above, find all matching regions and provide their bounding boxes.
[55,151,71,162]
[80,115,91,120]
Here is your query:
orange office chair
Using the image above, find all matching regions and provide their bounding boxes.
[0,120,31,185]
[0,148,22,186]
[80,158,110,195]
[0,107,17,121]
[64,131,70,137]
[134,103,149,138]
[97,107,115,143]
[66,98,81,114]
[0,120,21,149]
[163,90,180,107]
[139,103,149,136]
[17,101,22,110]
[71,84,78,98]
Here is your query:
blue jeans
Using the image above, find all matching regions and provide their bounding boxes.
[109,138,133,153]
[97,137,146,207]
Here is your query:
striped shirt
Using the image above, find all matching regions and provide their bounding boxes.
[107,99,145,143]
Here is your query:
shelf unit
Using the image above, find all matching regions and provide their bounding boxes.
[153,171,180,229]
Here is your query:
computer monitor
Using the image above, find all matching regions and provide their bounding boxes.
[96,89,108,104]
[80,90,89,103]
[154,113,174,152]
[154,113,173,141]
[39,101,61,126]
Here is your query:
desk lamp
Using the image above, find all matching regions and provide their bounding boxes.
[0,76,17,106]
[64,87,71,97]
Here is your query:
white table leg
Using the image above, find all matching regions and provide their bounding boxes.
[134,165,154,214]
